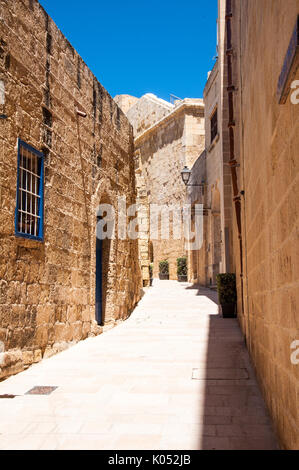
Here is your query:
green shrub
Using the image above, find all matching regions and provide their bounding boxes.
[177,257,187,276]
[216,273,237,304]
[149,263,153,279]
[159,260,169,275]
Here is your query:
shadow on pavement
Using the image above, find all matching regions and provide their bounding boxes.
[199,315,278,449]
[185,283,219,304]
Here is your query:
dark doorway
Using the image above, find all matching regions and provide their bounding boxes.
[95,212,112,325]
[95,217,102,325]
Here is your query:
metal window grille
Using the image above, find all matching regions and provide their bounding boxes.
[15,140,44,241]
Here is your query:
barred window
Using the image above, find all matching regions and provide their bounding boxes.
[210,108,218,143]
[15,140,44,241]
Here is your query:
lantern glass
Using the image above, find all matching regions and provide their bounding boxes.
[181,166,191,185]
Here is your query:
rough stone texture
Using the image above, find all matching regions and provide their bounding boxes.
[188,60,229,286]
[187,152,207,284]
[114,94,138,115]
[133,100,205,281]
[186,0,298,450]
[115,94,205,283]
[125,93,174,137]
[0,0,141,380]
[187,0,237,288]
[218,0,234,274]
[225,0,299,450]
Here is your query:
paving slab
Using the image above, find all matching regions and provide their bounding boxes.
[0,280,279,450]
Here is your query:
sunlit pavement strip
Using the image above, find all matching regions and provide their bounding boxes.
[0,280,278,450]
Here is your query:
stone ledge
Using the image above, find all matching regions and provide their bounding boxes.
[135,100,205,146]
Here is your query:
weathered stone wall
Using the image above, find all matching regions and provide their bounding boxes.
[0,0,141,380]
[228,0,299,449]
[134,102,205,280]
[187,151,207,284]
[134,148,150,286]
[187,58,231,287]
[218,0,234,275]
[126,93,173,137]
[114,94,138,115]
[114,93,176,284]
[204,64,223,286]
[116,94,205,284]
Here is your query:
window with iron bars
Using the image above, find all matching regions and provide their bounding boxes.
[210,108,218,143]
[15,139,44,241]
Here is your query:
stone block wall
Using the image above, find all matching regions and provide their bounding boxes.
[187,151,207,284]
[134,149,150,286]
[187,58,229,287]
[114,94,139,115]
[134,102,205,280]
[0,0,141,380]
[115,94,205,284]
[229,0,299,449]
[126,93,174,137]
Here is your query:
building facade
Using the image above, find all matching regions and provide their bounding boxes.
[188,0,299,450]
[0,0,141,380]
[225,0,299,450]
[116,93,205,283]
[187,57,232,287]
[187,14,236,288]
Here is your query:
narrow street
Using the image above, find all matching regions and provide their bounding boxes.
[0,281,278,450]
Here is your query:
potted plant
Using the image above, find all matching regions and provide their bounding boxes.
[216,273,237,318]
[149,263,153,286]
[177,257,188,282]
[159,260,169,280]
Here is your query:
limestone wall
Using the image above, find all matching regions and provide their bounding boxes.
[126,94,174,137]
[114,94,138,115]
[229,0,299,449]
[135,103,205,280]
[134,148,150,285]
[187,59,228,287]
[187,151,207,284]
[0,0,141,380]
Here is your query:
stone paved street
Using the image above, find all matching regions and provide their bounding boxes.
[0,281,278,450]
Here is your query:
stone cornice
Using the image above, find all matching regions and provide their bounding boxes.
[203,59,219,97]
[134,100,204,145]
[140,93,174,111]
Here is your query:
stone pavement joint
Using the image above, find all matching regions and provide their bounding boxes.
[0,281,279,450]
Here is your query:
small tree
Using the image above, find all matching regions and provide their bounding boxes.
[149,263,153,279]
[216,273,237,304]
[177,257,187,277]
[159,260,169,275]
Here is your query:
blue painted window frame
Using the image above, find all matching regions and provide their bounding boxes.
[15,139,44,242]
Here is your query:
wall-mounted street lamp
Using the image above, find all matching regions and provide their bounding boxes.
[181,166,205,187]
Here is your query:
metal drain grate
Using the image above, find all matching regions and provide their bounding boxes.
[25,386,58,395]
[0,394,17,399]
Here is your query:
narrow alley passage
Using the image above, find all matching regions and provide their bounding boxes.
[0,281,278,450]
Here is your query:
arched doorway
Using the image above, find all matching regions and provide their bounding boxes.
[95,214,103,325]
[95,195,113,326]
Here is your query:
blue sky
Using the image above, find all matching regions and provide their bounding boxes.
[39,0,218,101]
